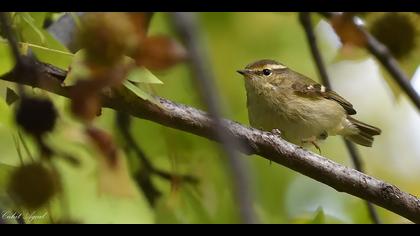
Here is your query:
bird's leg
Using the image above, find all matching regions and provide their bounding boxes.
[267,129,283,165]
[301,136,322,154]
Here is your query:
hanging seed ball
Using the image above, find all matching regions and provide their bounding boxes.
[369,13,418,59]
[15,97,57,137]
[78,13,140,66]
[8,163,58,210]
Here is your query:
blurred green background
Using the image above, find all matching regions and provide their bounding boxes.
[0,12,419,224]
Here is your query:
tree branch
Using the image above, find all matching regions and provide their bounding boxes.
[1,60,420,223]
[299,12,381,224]
[319,12,420,111]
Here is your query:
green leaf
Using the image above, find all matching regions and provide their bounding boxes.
[26,33,73,70]
[63,50,89,86]
[0,42,15,76]
[5,88,19,106]
[309,207,325,224]
[28,12,47,29]
[0,95,12,126]
[126,67,164,84]
[15,13,73,70]
[123,80,161,106]
[19,12,46,45]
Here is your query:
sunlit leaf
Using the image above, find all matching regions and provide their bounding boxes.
[17,16,73,69]
[19,12,46,45]
[123,80,161,106]
[64,50,90,86]
[28,34,73,70]
[126,67,163,84]
[0,95,12,126]
[309,207,325,224]
[0,42,15,76]
[28,12,47,30]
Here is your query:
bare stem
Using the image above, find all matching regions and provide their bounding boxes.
[299,12,381,224]
[170,12,257,224]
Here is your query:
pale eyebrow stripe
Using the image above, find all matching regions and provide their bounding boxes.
[267,64,287,69]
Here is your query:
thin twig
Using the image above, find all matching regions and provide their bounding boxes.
[299,12,381,224]
[319,12,420,111]
[116,112,198,205]
[17,131,34,162]
[0,13,21,62]
[171,12,257,224]
[344,139,381,223]
[0,12,25,95]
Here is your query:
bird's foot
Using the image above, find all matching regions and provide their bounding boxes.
[301,137,322,154]
[311,141,322,154]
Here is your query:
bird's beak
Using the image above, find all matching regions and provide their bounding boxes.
[237,69,249,76]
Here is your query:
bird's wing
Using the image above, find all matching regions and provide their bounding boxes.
[291,76,357,115]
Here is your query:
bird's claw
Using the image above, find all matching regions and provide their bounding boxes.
[301,137,322,154]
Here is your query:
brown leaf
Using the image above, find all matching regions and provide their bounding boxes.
[69,61,132,122]
[135,35,188,70]
[85,127,138,197]
[87,62,131,87]
[127,12,155,39]
[331,13,367,48]
[70,80,102,122]
[85,127,118,167]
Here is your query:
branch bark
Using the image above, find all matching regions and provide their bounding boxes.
[1,60,420,223]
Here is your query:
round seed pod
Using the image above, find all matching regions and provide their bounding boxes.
[15,97,58,137]
[8,163,58,210]
[369,13,418,59]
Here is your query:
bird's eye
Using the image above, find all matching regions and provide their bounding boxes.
[262,69,272,76]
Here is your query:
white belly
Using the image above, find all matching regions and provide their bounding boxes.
[247,92,347,145]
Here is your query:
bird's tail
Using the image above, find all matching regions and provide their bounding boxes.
[344,116,381,147]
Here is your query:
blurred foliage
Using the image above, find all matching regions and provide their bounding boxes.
[0,12,418,224]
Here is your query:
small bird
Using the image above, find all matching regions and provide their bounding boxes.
[238,59,381,151]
